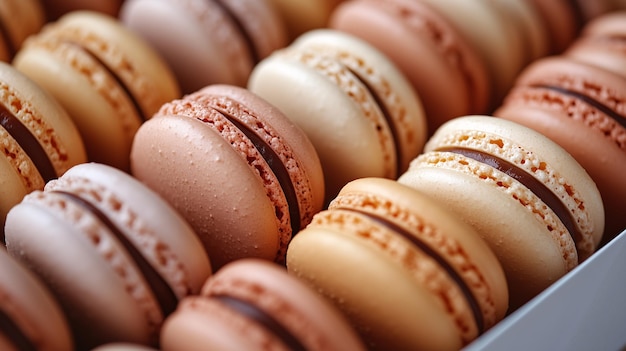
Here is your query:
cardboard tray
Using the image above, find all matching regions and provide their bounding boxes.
[464,229,626,350]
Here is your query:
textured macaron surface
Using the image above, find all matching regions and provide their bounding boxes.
[5,163,211,349]
[287,178,508,350]
[399,116,604,308]
[161,259,365,351]
[132,85,324,269]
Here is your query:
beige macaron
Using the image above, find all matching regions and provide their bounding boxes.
[399,116,604,309]
[287,178,508,350]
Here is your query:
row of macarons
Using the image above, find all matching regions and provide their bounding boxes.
[0,0,619,350]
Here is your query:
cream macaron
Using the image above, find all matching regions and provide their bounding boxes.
[399,116,605,309]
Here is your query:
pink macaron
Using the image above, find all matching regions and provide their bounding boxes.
[160,259,366,351]
[4,162,212,349]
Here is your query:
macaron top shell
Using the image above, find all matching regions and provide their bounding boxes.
[161,259,365,351]
[267,0,344,40]
[0,247,73,351]
[0,0,45,61]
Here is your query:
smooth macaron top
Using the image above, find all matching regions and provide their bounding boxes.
[0,247,73,351]
[287,177,508,350]
[13,11,180,170]
[5,162,212,349]
[131,84,324,269]
[267,0,345,40]
[120,0,287,93]
[161,259,366,351]
[0,0,45,61]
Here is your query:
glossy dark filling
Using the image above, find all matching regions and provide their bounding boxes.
[67,41,146,122]
[0,308,37,351]
[213,0,259,63]
[0,103,56,182]
[348,67,402,176]
[214,295,307,351]
[53,190,179,318]
[212,107,301,236]
[341,207,484,334]
[534,84,626,130]
[440,147,583,247]
[0,16,15,59]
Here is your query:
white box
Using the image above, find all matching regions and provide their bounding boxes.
[465,229,626,351]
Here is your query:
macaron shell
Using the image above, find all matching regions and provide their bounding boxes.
[419,0,522,103]
[289,29,428,172]
[249,53,390,200]
[527,0,578,53]
[0,248,73,351]
[191,259,365,351]
[0,0,45,61]
[131,114,281,269]
[329,0,488,128]
[288,223,462,351]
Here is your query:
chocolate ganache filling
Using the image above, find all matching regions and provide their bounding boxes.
[53,191,179,318]
[214,295,307,351]
[347,66,403,176]
[0,308,37,351]
[440,147,583,247]
[535,84,626,130]
[0,103,56,182]
[67,41,146,122]
[212,107,301,237]
[342,207,484,334]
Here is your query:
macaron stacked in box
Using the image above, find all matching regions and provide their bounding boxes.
[1,0,626,350]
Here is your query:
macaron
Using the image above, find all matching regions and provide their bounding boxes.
[0,247,73,351]
[0,61,86,242]
[130,84,325,270]
[286,178,508,350]
[494,56,625,243]
[4,162,212,350]
[248,29,427,200]
[39,0,125,20]
[328,0,490,131]
[267,0,345,40]
[398,116,605,309]
[13,11,180,171]
[0,0,45,62]
[527,0,580,54]
[160,259,366,351]
[120,0,287,94]
[565,11,626,77]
